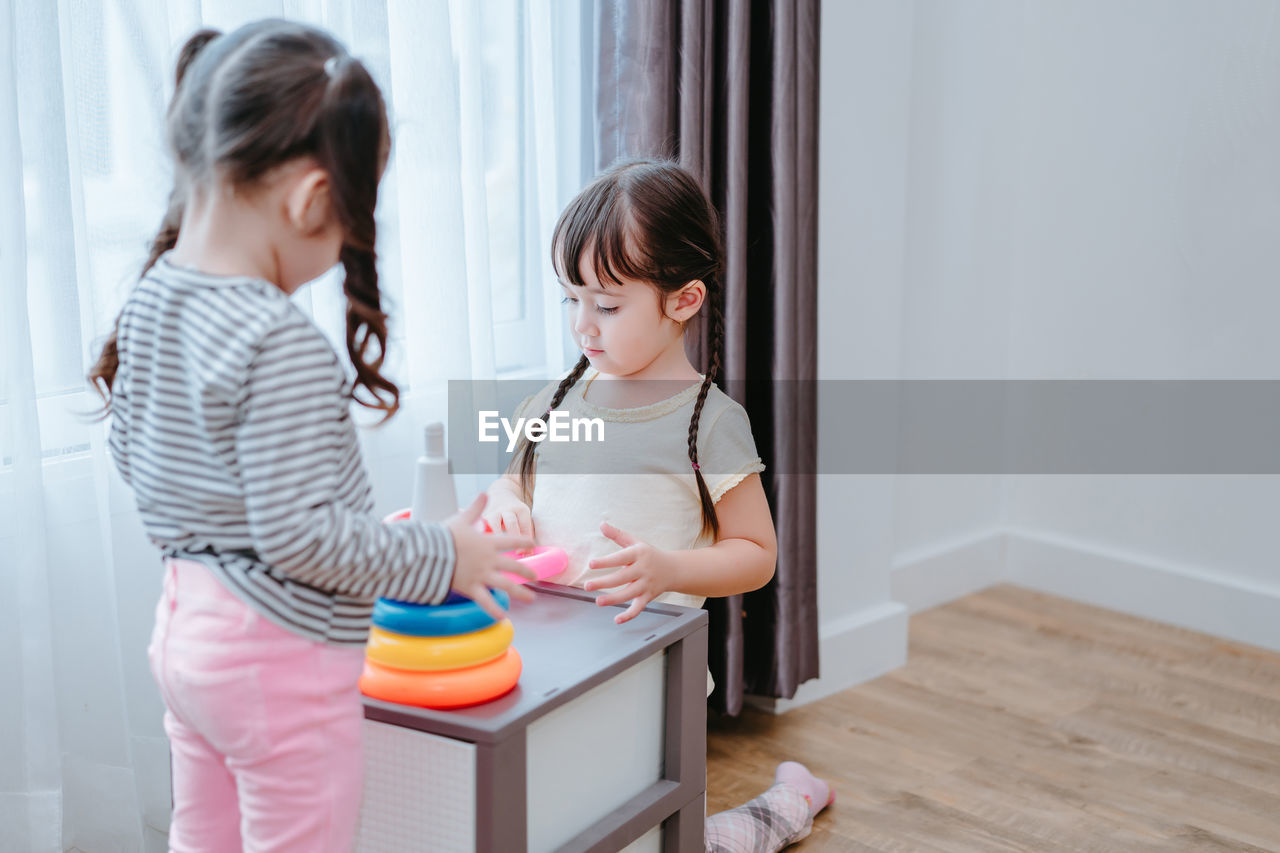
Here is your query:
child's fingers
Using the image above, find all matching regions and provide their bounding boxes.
[582,566,639,591]
[587,547,636,571]
[499,509,534,540]
[488,533,535,554]
[467,586,508,623]
[509,583,537,604]
[489,572,537,604]
[599,522,637,548]
[615,596,650,624]
[592,580,642,609]
[498,554,537,582]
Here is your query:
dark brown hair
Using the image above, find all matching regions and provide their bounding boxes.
[514,159,726,539]
[88,20,398,418]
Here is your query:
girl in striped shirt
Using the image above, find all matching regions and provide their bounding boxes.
[89,20,533,852]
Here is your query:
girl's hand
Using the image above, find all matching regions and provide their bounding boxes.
[447,493,537,621]
[583,522,679,624]
[482,481,535,539]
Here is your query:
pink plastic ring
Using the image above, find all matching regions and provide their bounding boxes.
[385,507,566,585]
[503,546,568,585]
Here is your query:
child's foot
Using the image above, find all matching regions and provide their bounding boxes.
[774,760,834,818]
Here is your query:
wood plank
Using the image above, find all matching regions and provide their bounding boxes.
[706,584,1280,852]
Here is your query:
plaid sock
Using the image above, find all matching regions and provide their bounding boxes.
[705,782,813,853]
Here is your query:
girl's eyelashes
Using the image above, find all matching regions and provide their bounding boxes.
[559,295,619,315]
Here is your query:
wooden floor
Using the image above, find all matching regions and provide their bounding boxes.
[706,584,1280,852]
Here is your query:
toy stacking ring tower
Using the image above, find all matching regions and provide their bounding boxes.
[360,508,521,708]
[359,589,524,709]
[360,507,567,709]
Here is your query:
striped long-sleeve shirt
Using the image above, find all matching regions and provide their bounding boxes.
[108,254,454,645]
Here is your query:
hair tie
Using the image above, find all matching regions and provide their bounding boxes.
[323,56,340,78]
[691,462,700,471]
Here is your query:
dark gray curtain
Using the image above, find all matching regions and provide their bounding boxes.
[596,0,819,715]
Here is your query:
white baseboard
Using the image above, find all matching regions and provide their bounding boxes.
[1006,528,1280,654]
[885,525,1280,653]
[891,530,1007,614]
[745,601,908,714]
[750,525,1280,715]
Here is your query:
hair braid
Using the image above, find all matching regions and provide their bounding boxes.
[318,53,398,419]
[688,282,725,540]
[88,25,212,409]
[512,354,590,503]
[340,244,398,418]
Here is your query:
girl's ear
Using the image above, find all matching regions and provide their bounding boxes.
[668,280,706,322]
[285,166,334,236]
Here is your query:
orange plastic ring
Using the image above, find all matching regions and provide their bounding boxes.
[366,620,514,672]
[359,647,523,709]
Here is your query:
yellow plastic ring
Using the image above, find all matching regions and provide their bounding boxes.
[366,619,514,672]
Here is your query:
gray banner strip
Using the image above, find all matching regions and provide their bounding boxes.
[445,380,1280,474]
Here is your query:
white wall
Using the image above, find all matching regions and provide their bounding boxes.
[890,0,1019,603]
[795,0,1280,710]
[779,0,1023,710]
[1000,0,1280,650]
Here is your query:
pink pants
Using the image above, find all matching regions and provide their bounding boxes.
[148,559,366,852]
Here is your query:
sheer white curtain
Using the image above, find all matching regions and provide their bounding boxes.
[0,0,587,849]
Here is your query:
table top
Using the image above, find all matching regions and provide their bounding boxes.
[362,583,707,743]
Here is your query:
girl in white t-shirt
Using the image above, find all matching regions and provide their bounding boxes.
[484,160,833,853]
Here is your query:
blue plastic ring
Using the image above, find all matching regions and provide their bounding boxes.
[372,590,510,637]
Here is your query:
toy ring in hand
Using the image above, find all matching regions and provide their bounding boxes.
[502,546,568,585]
[366,619,514,671]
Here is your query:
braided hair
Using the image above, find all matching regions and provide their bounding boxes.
[511,159,725,540]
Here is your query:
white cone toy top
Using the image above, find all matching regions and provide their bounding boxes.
[410,422,458,524]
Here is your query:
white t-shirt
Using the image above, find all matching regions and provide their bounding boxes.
[517,369,766,611]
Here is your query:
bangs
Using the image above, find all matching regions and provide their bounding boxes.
[551,171,659,289]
